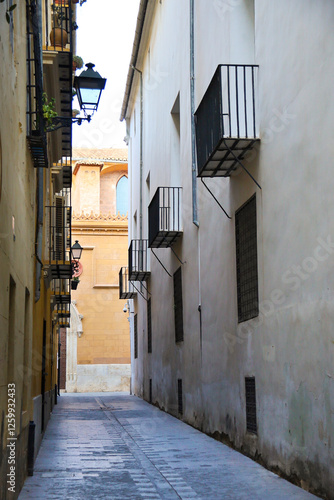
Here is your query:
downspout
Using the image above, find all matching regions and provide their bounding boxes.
[190,0,203,367]
[190,0,199,227]
[132,66,143,240]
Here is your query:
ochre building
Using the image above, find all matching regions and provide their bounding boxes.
[62,148,130,393]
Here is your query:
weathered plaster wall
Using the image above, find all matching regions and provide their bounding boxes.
[127,0,334,497]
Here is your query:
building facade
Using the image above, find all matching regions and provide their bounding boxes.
[1,1,79,496]
[120,1,334,498]
[63,148,130,393]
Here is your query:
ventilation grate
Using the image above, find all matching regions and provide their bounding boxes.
[149,379,152,404]
[134,314,138,359]
[147,298,152,353]
[235,195,259,322]
[174,267,184,343]
[245,377,257,434]
[178,379,183,415]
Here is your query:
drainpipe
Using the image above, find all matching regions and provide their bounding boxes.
[190,0,203,367]
[35,167,44,303]
[132,66,143,240]
[190,0,199,227]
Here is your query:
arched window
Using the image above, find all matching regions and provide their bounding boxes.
[116,176,128,215]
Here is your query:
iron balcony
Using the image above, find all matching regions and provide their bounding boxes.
[195,64,259,177]
[129,240,150,281]
[148,187,182,248]
[119,267,136,299]
[46,204,72,280]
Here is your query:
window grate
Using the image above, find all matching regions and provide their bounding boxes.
[235,195,259,322]
[245,377,257,434]
[149,379,152,404]
[147,298,152,353]
[178,379,183,415]
[134,314,138,359]
[174,267,184,343]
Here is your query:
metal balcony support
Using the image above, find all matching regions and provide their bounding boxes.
[200,178,231,219]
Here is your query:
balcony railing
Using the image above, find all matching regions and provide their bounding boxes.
[119,267,136,299]
[46,203,72,280]
[195,64,259,177]
[148,187,182,248]
[129,240,150,281]
[51,278,71,304]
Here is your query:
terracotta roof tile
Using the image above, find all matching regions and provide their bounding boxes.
[72,148,128,162]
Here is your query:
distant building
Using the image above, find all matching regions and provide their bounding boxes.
[120,1,334,498]
[61,148,130,393]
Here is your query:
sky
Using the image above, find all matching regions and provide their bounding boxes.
[72,0,140,150]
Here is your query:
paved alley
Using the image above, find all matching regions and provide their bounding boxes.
[19,393,321,500]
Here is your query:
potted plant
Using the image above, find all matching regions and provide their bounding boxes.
[71,277,80,290]
[73,55,84,71]
[72,109,80,118]
[50,5,68,48]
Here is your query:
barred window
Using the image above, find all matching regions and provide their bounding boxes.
[235,195,259,322]
[173,267,184,342]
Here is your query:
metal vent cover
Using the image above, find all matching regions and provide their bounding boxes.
[178,379,183,415]
[245,377,257,434]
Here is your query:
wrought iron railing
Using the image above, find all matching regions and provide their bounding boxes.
[195,64,259,177]
[119,267,136,299]
[128,240,150,281]
[46,203,71,265]
[148,187,182,248]
[46,0,74,52]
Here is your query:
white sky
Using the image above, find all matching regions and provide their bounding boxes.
[72,0,140,149]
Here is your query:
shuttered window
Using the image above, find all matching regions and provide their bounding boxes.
[245,377,257,434]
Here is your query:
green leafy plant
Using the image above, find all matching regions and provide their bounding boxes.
[0,0,16,24]
[42,93,57,128]
[72,276,80,282]
[73,55,84,69]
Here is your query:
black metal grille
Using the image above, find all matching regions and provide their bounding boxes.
[195,64,259,177]
[147,298,152,353]
[149,379,152,404]
[173,267,184,343]
[235,195,258,322]
[134,314,138,359]
[245,377,257,434]
[148,187,182,248]
[129,239,150,281]
[178,379,183,415]
[46,203,72,280]
[26,0,48,167]
[119,267,136,299]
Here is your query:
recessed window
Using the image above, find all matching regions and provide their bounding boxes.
[173,267,184,343]
[149,379,152,404]
[116,176,128,216]
[235,195,259,322]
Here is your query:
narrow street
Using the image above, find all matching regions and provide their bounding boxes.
[19,393,320,500]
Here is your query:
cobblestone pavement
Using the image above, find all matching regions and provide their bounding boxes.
[19,393,321,500]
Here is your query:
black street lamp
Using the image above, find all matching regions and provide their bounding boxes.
[48,63,106,130]
[74,63,106,116]
[71,240,83,275]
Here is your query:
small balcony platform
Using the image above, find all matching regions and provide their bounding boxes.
[119,267,136,299]
[195,64,259,177]
[129,240,150,281]
[148,187,182,248]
